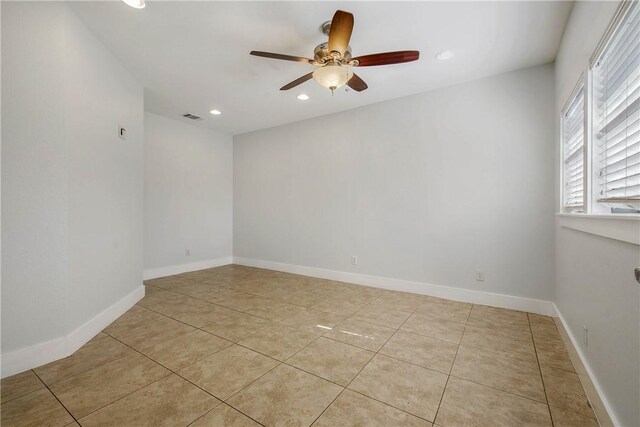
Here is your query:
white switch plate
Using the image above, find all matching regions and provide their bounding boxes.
[118,126,126,140]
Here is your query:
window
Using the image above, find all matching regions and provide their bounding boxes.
[592,0,640,211]
[562,86,585,212]
[562,0,640,215]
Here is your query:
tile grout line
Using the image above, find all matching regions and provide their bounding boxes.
[34,336,144,390]
[306,317,398,425]
[308,298,434,426]
[185,402,266,427]
[218,356,283,404]
[144,280,343,328]
[29,369,81,426]
[104,309,279,392]
[136,301,330,370]
[320,294,490,423]
[430,303,471,424]
[216,295,393,424]
[316,334,454,377]
[528,314,600,425]
[546,403,601,422]
[128,286,343,425]
[98,330,270,427]
[220,332,326,407]
[112,268,307,424]
[137,303,336,380]
[448,309,562,404]
[444,373,552,406]
[144,279,411,368]
[348,300,433,416]
[539,362,582,375]
[0,373,48,405]
[423,309,576,410]
[529,319,557,427]
[527,313,552,411]
[58,335,175,425]
[278,296,389,365]
[80,373,174,426]
[450,310,552,372]
[150,269,395,310]
[141,284,283,321]
[149,272,335,307]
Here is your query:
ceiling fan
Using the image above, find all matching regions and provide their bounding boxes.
[250,10,420,94]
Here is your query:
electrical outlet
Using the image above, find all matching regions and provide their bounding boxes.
[475,270,485,281]
[583,325,588,348]
[185,249,191,257]
[351,256,358,265]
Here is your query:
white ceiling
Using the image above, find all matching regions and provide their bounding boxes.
[69,1,572,135]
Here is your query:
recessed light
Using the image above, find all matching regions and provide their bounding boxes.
[296,94,310,101]
[122,0,145,9]
[209,109,222,115]
[436,50,455,61]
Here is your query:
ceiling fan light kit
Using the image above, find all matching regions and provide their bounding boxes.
[250,10,420,94]
[313,64,353,93]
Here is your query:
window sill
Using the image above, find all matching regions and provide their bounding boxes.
[556,213,640,245]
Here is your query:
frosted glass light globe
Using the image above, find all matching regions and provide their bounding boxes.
[313,65,353,91]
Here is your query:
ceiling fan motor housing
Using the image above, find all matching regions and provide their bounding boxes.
[314,42,352,63]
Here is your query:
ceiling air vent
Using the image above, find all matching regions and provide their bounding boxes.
[182,113,202,120]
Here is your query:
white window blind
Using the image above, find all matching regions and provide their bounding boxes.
[563,88,585,211]
[593,0,640,204]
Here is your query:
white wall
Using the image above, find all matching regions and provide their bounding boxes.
[234,64,556,302]
[1,1,143,364]
[554,2,640,426]
[144,112,233,275]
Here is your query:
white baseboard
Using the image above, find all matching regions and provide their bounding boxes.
[233,257,555,316]
[553,304,619,427]
[143,257,233,280]
[1,285,145,379]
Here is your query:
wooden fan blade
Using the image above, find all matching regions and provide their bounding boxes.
[328,10,354,58]
[347,73,368,92]
[250,51,313,64]
[353,51,420,67]
[280,72,314,90]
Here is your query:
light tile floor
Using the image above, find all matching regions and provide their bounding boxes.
[1,265,599,427]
